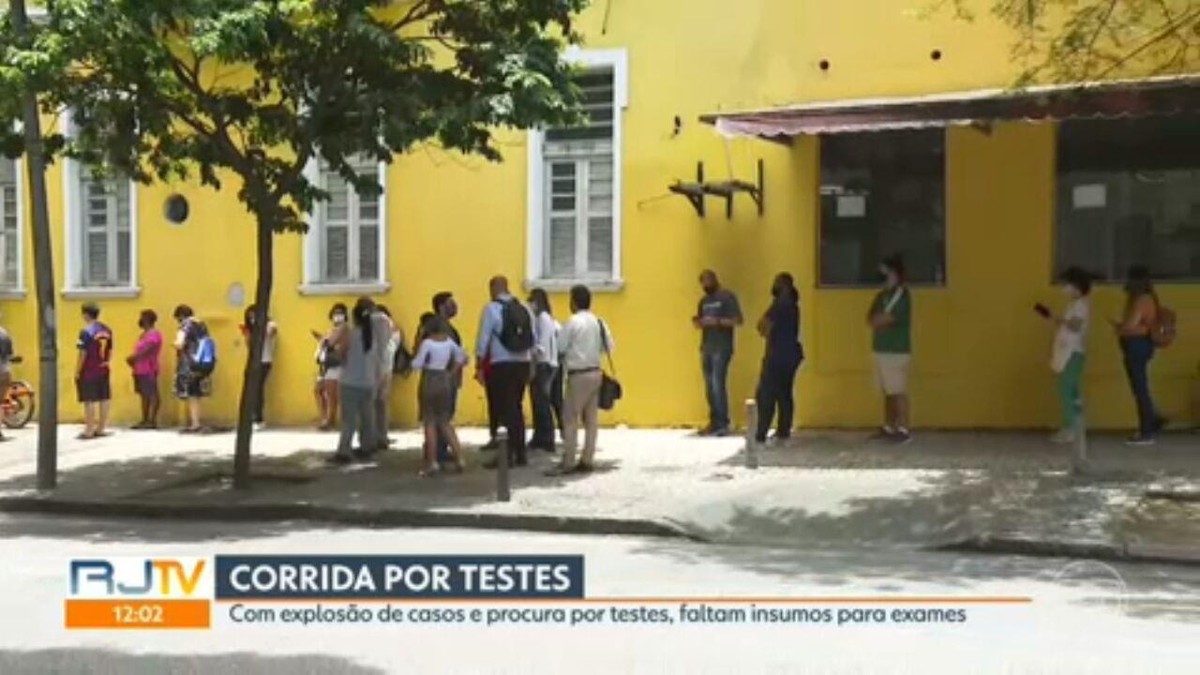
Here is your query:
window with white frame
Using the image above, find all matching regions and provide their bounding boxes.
[313,156,384,285]
[77,166,133,288]
[533,59,624,282]
[0,160,20,289]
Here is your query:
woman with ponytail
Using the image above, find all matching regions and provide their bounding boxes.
[329,297,381,465]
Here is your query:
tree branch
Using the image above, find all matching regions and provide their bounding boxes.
[1094,6,1200,79]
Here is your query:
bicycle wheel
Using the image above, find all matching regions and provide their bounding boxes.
[4,383,35,429]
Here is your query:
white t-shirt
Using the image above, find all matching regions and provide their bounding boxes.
[532,311,559,368]
[412,338,467,371]
[261,322,278,364]
[1051,298,1090,372]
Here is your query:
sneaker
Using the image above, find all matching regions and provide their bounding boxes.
[769,432,791,444]
[253,423,267,432]
[696,426,716,437]
[868,428,895,442]
[889,430,913,445]
[480,439,500,451]
[1125,434,1157,447]
[711,426,731,438]
[1050,430,1075,445]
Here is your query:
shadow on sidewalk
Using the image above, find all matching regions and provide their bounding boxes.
[0,648,385,675]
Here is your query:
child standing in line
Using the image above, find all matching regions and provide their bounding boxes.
[127,309,163,429]
[411,317,468,477]
[1041,267,1092,444]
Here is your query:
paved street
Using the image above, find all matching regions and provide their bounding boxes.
[1,513,1198,674]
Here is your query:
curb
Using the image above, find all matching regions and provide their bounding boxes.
[935,536,1200,567]
[1144,489,1200,503]
[0,496,704,543]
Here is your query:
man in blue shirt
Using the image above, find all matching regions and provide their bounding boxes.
[475,276,533,467]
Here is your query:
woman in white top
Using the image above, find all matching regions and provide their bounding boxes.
[527,288,559,452]
[411,317,468,476]
[1041,267,1092,443]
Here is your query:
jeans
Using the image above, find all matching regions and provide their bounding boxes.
[253,363,272,423]
[490,361,531,463]
[1057,352,1085,432]
[755,349,802,441]
[436,380,460,463]
[336,384,375,457]
[701,350,733,430]
[529,363,556,448]
[1121,337,1160,436]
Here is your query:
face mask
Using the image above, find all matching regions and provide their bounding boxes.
[332,314,346,325]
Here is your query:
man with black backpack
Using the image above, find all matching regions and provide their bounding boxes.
[474,275,534,468]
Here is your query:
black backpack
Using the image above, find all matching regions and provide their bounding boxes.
[496,299,534,352]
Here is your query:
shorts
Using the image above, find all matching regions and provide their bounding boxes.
[134,374,159,399]
[874,352,911,396]
[175,364,213,399]
[322,366,343,382]
[77,373,112,403]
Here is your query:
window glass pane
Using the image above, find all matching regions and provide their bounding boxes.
[1056,116,1200,281]
[324,226,349,281]
[117,231,131,283]
[2,232,16,286]
[0,159,15,183]
[359,226,379,281]
[547,69,615,143]
[85,232,108,286]
[587,216,613,275]
[819,130,946,286]
[547,216,577,278]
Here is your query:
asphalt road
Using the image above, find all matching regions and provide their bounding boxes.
[1,513,1197,674]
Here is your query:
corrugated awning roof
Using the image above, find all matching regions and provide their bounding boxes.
[699,74,1200,139]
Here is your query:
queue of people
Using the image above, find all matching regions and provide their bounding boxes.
[18,258,1173,454]
[698,255,1173,449]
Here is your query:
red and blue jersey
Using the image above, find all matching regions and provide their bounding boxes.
[77,322,113,378]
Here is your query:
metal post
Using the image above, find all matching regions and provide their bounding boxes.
[744,399,759,469]
[1072,396,1088,475]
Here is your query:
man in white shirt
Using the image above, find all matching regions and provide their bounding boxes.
[551,285,614,475]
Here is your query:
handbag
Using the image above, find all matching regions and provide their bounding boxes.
[597,318,622,410]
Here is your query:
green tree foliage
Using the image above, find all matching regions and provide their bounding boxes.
[940,0,1199,83]
[2,0,588,489]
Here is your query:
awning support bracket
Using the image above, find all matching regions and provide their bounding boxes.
[668,162,706,217]
[702,159,765,219]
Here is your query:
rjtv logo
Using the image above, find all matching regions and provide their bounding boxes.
[66,557,213,629]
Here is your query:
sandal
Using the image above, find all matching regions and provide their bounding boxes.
[180,427,202,434]
[76,431,96,440]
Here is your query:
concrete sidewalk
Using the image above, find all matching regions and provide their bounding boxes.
[0,425,1197,564]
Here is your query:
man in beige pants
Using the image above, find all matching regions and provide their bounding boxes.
[549,285,614,475]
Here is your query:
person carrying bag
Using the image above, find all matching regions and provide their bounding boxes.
[550,285,617,476]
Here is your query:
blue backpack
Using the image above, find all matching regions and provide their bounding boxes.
[191,322,217,371]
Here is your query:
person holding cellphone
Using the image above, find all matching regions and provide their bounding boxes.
[1038,267,1091,444]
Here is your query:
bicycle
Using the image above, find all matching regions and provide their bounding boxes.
[2,356,36,429]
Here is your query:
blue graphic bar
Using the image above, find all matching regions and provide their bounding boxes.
[214,555,585,599]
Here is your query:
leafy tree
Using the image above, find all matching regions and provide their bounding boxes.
[940,0,1199,83]
[3,0,587,492]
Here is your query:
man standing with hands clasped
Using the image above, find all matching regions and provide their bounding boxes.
[694,270,743,436]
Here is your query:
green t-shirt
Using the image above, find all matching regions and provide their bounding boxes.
[870,286,911,354]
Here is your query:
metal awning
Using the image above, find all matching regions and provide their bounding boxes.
[699,74,1200,139]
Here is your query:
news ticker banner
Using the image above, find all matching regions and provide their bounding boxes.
[64,555,1030,630]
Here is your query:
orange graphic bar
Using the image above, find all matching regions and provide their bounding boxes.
[65,599,211,629]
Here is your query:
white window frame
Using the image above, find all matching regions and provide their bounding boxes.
[60,112,140,298]
[526,47,628,291]
[0,157,26,298]
[300,155,390,296]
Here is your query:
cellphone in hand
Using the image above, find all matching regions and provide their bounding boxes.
[1033,303,1051,318]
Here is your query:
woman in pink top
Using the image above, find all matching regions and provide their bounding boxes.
[127,309,163,429]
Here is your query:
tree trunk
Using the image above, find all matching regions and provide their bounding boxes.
[11,0,59,490]
[232,217,274,489]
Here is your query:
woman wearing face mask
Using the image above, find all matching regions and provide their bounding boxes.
[312,303,347,430]
[1111,265,1165,445]
[754,273,803,444]
[1040,267,1091,444]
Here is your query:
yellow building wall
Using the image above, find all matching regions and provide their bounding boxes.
[2,1,1197,430]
